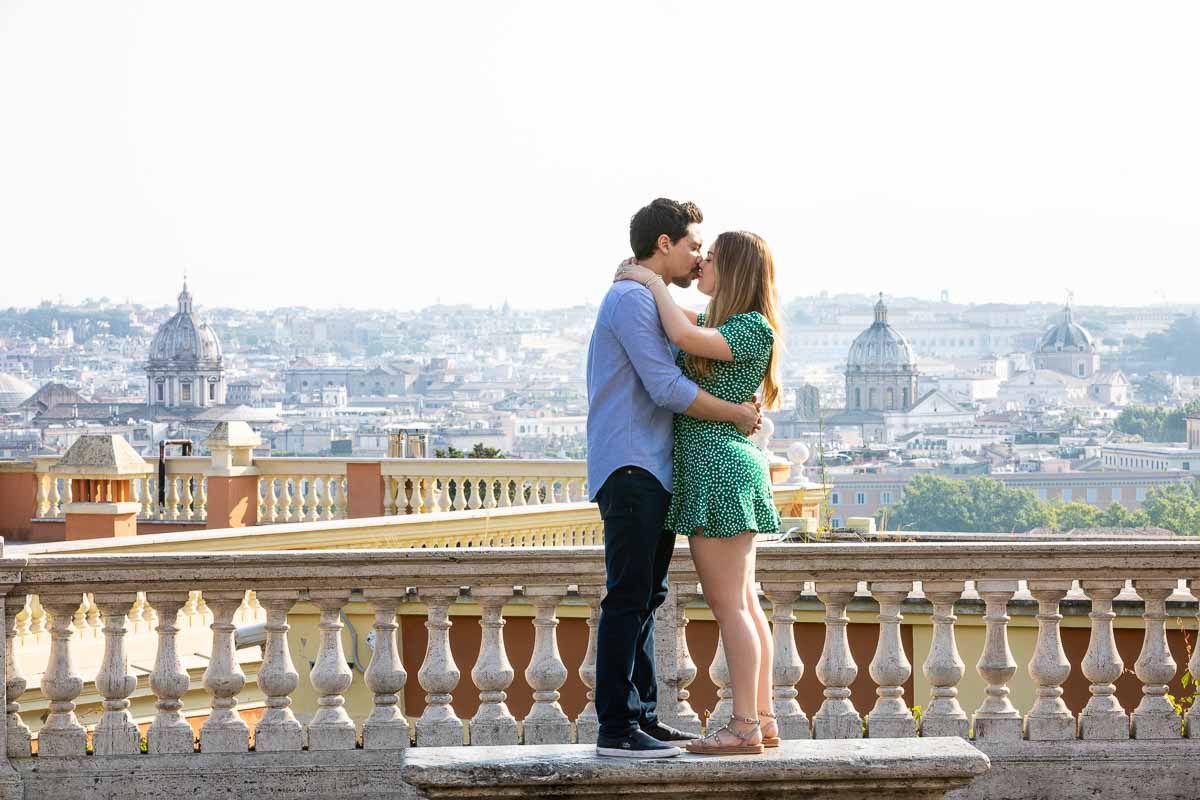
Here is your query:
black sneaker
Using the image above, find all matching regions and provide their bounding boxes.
[596,728,683,758]
[640,721,699,742]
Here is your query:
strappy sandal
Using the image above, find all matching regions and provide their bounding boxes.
[759,709,780,747]
[685,714,764,755]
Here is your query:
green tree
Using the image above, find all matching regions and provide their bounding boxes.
[1098,502,1149,528]
[887,475,973,532]
[1051,501,1103,532]
[434,443,505,459]
[1140,483,1200,536]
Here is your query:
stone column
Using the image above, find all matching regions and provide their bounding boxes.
[416,588,464,746]
[1131,580,1181,740]
[146,592,194,754]
[1079,581,1129,740]
[921,581,969,738]
[253,591,303,752]
[3,597,30,759]
[763,584,810,739]
[199,591,249,753]
[575,587,602,744]
[468,588,517,746]
[522,587,571,744]
[307,590,357,750]
[363,591,409,750]
[91,593,140,755]
[813,581,862,739]
[972,580,1022,741]
[38,595,87,755]
[867,581,915,738]
[1025,581,1075,741]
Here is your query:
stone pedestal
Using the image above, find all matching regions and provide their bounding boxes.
[346,463,385,518]
[203,422,261,529]
[49,435,151,541]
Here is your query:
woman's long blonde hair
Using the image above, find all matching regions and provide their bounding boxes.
[684,231,783,410]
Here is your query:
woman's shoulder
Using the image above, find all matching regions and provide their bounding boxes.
[725,311,775,338]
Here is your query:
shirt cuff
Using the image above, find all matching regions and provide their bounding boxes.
[666,378,700,414]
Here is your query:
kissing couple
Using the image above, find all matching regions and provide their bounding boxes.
[586,197,783,758]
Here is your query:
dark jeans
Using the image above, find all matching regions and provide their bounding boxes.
[594,466,676,738]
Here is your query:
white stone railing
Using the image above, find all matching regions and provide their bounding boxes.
[379,459,587,514]
[255,458,349,523]
[2,538,1200,767]
[31,455,209,523]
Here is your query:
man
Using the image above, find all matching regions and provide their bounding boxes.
[586,198,761,758]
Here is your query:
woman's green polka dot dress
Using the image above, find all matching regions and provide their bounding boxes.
[666,311,781,538]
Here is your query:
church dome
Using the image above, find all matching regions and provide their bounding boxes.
[846,295,916,372]
[1038,305,1094,352]
[148,281,222,365]
[0,373,35,412]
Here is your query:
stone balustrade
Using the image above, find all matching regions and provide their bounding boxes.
[1,539,1200,797]
[379,459,589,515]
[255,458,350,523]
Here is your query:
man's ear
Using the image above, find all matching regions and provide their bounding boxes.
[657,233,671,254]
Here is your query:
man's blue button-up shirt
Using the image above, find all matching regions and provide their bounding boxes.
[586,281,700,500]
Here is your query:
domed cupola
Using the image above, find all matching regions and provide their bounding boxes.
[146,280,226,408]
[845,293,919,412]
[1033,303,1100,379]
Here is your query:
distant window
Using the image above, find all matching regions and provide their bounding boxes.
[1061,488,1072,502]
[881,491,893,504]
[855,492,867,505]
[181,383,192,402]
[1184,462,1191,471]
[854,388,862,409]
[208,383,215,400]
[831,517,842,529]
[830,492,840,506]
[156,384,164,402]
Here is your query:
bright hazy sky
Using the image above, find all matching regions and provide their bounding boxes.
[2,1,1198,311]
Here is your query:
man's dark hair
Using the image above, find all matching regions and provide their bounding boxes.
[629,198,703,259]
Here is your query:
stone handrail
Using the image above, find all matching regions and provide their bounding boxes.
[379,458,588,514]
[255,458,350,523]
[2,539,1200,765]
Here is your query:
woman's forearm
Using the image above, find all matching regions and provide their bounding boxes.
[646,278,694,346]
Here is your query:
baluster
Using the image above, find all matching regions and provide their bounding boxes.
[468,477,484,510]
[523,587,571,743]
[165,476,180,521]
[483,478,498,509]
[152,476,165,520]
[1025,580,1075,740]
[181,474,195,521]
[38,595,87,755]
[253,591,303,751]
[972,580,1023,741]
[575,587,602,744]
[304,475,320,522]
[530,478,544,506]
[1079,581,1129,740]
[313,477,329,521]
[423,477,437,514]
[307,590,357,749]
[262,478,277,523]
[515,478,529,507]
[362,591,409,749]
[147,592,194,753]
[35,473,49,517]
[921,581,968,737]
[867,581,915,738]
[1131,580,1180,739]
[383,477,397,516]
[450,478,465,512]
[709,631,734,730]
[92,593,140,755]
[499,479,513,508]
[4,597,31,757]
[140,475,154,518]
[200,591,249,752]
[400,478,414,514]
[469,587,518,745]
[671,589,703,732]
[29,595,46,637]
[196,475,208,520]
[416,588,463,746]
[813,581,861,739]
[762,585,808,738]
[47,478,61,518]
[276,477,291,522]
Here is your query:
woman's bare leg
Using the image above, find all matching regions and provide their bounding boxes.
[745,543,777,737]
[690,531,761,741]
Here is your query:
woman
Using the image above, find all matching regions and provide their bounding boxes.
[615,231,783,756]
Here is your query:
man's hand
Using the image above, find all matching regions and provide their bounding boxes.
[733,401,762,436]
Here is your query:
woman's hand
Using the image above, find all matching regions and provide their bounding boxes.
[613,261,659,286]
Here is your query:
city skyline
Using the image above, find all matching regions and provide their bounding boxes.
[2,1,1198,310]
